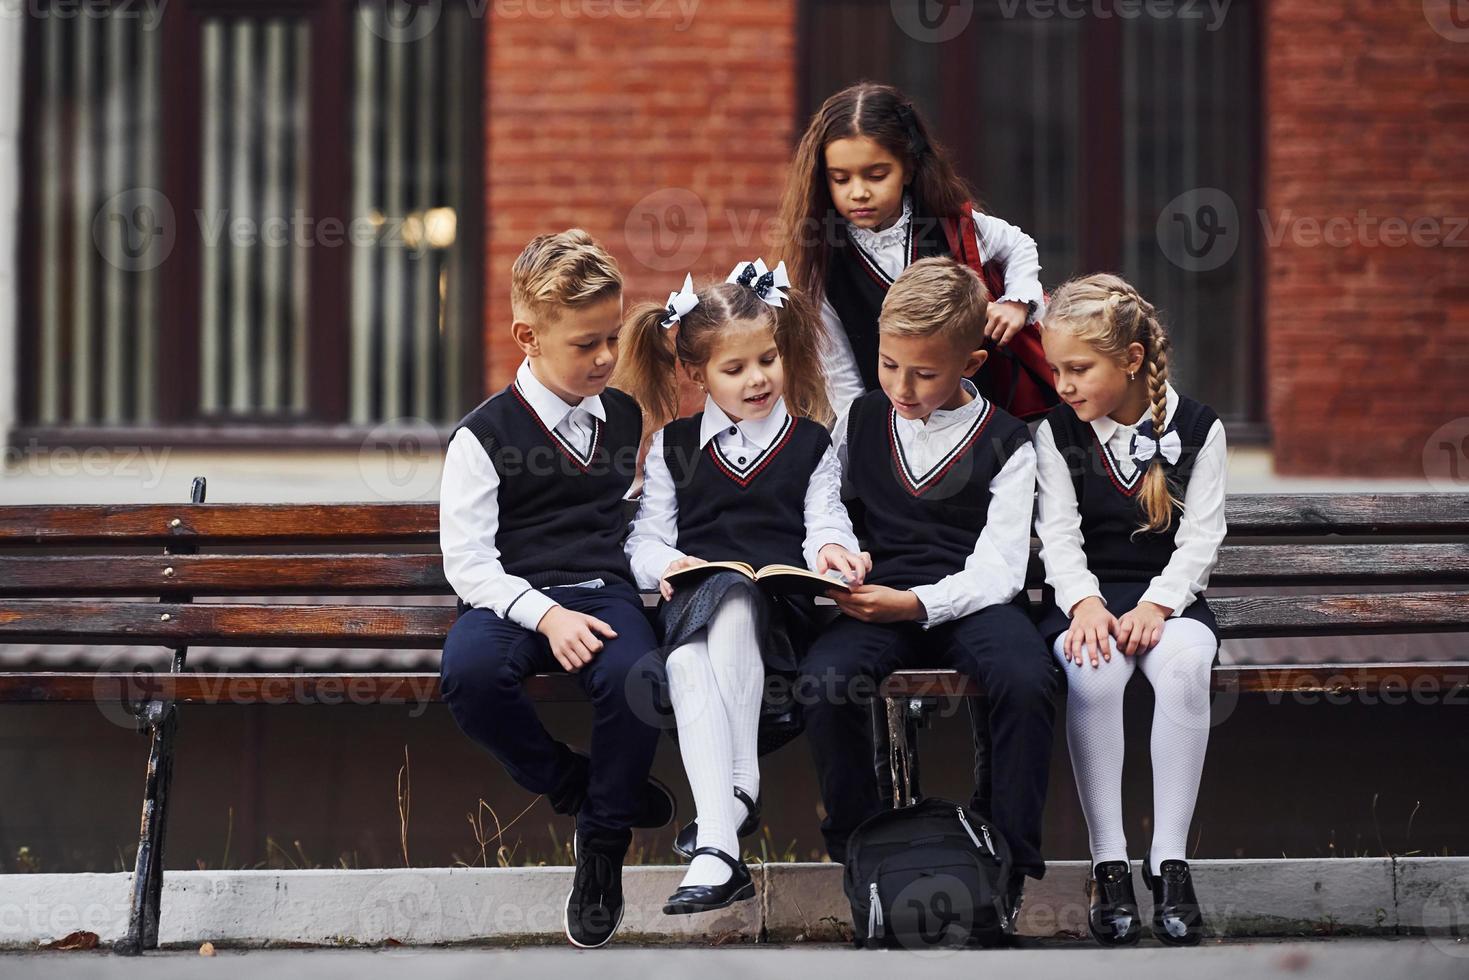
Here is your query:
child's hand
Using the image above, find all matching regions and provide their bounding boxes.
[984,301,1030,346]
[659,556,708,601]
[1064,596,1118,668]
[817,544,871,587]
[1117,601,1170,656]
[830,584,923,623]
[536,606,618,673]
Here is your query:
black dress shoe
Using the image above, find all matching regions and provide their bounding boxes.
[564,830,628,948]
[672,788,760,861]
[1087,861,1143,947]
[1143,854,1205,946]
[662,846,755,915]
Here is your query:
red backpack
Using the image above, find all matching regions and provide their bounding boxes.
[942,206,1059,421]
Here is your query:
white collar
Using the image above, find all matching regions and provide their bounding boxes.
[514,359,606,432]
[894,379,986,432]
[1089,382,1180,445]
[698,394,791,450]
[848,194,914,252]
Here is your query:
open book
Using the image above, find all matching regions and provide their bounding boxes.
[664,561,851,598]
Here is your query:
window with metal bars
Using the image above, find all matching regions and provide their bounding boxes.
[16,0,485,446]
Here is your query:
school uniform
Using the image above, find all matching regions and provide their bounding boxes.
[800,383,1058,877]
[820,194,1048,420]
[627,394,859,892]
[1033,382,1228,875]
[438,359,661,840]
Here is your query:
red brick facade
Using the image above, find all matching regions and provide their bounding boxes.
[482,1,798,389]
[1264,0,1469,476]
[480,1,1469,477]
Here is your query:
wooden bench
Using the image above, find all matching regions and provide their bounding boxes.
[1,480,1466,953]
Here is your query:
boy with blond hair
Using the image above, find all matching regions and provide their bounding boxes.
[439,229,673,948]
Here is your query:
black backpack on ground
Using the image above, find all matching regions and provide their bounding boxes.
[843,797,1016,949]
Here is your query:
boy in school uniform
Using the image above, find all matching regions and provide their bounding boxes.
[438,229,674,949]
[801,256,1058,915]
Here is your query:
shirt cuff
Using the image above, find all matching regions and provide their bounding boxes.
[505,588,558,632]
[1140,583,1194,618]
[995,289,1045,323]
[908,584,948,630]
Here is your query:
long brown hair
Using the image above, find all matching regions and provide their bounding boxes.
[777,82,976,300]
[1044,273,1180,535]
[615,278,833,436]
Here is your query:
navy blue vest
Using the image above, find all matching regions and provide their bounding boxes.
[452,383,642,593]
[1042,395,1220,584]
[844,390,1031,591]
[661,412,831,570]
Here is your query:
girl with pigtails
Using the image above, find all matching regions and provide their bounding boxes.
[617,260,870,916]
[1033,273,1229,949]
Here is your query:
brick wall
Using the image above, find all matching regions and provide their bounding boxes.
[481,0,799,391]
[1265,0,1469,476]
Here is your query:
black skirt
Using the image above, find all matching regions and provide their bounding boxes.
[1034,581,1219,649]
[654,570,819,756]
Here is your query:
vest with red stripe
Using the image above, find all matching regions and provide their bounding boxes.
[661,413,831,570]
[845,389,1031,591]
[1043,395,1219,584]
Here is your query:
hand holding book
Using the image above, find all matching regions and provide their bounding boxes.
[660,545,870,601]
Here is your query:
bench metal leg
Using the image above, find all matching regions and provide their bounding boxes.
[967,697,993,816]
[880,697,926,808]
[117,476,205,956]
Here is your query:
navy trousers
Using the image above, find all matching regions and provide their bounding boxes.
[799,601,1058,877]
[439,583,662,836]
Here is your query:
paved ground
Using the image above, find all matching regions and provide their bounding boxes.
[4,938,1466,979]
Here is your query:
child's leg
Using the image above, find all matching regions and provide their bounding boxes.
[439,607,581,806]
[704,589,764,807]
[1134,618,1216,874]
[799,616,917,863]
[666,628,739,887]
[566,588,664,838]
[1052,632,1136,867]
[939,603,1057,879]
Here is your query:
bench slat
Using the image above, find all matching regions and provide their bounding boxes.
[4,543,1469,598]
[3,664,1465,703]
[0,494,1465,547]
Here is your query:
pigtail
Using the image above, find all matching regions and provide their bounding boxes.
[1136,307,1181,534]
[613,303,681,438]
[771,288,834,428]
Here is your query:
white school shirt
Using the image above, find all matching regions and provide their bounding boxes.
[820,197,1049,420]
[831,379,1038,629]
[624,395,860,590]
[439,359,608,632]
[1033,382,1229,619]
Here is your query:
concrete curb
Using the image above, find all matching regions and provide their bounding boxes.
[1,858,1465,949]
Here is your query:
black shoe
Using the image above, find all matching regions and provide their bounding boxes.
[1142,853,1205,946]
[564,830,628,948]
[565,750,677,829]
[672,788,760,861]
[1004,876,1026,933]
[1086,861,1143,947]
[661,846,755,915]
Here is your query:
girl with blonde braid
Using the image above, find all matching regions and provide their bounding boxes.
[1033,274,1228,948]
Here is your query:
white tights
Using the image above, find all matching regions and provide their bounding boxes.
[1052,617,1216,875]
[665,589,764,888]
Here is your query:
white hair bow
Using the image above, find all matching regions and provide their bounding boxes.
[660,273,700,329]
[1130,423,1183,468]
[726,258,790,309]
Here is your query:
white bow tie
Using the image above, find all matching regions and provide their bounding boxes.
[1130,428,1182,467]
